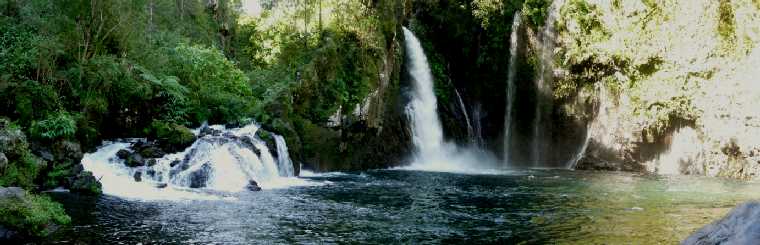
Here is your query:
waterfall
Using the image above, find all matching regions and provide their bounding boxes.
[81,123,313,200]
[274,135,295,177]
[532,0,565,166]
[402,27,445,156]
[504,11,522,165]
[472,103,485,147]
[400,27,498,173]
[453,87,475,144]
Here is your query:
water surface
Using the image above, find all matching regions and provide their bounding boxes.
[48,170,760,244]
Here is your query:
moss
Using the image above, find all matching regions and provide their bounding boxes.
[146,120,196,152]
[0,192,70,237]
[718,0,737,48]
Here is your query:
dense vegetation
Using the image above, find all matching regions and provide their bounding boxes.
[0,0,405,236]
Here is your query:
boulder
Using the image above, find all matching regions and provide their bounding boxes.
[133,171,142,182]
[0,152,7,171]
[69,171,102,195]
[116,149,130,160]
[188,163,212,188]
[124,153,145,167]
[683,201,760,244]
[246,180,262,192]
[52,140,83,165]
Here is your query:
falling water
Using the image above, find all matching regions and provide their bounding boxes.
[532,0,565,166]
[454,87,475,144]
[504,11,522,165]
[81,123,313,200]
[401,27,498,173]
[402,27,445,156]
[471,103,485,147]
[274,135,295,177]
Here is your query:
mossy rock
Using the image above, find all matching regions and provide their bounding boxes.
[146,121,196,153]
[0,187,71,238]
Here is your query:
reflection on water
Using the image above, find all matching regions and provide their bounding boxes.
[47,170,760,244]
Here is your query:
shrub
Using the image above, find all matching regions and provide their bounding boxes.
[29,112,76,141]
[146,120,196,152]
[0,191,71,237]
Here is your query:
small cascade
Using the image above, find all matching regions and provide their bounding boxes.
[82,122,312,200]
[471,103,485,148]
[453,87,475,144]
[504,11,522,165]
[401,27,497,173]
[651,127,701,175]
[274,135,295,177]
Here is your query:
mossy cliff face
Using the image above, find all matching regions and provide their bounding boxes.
[551,0,760,178]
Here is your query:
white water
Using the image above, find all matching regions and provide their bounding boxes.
[402,27,445,156]
[652,127,701,175]
[401,27,497,173]
[82,123,316,201]
[274,135,295,177]
[504,11,522,165]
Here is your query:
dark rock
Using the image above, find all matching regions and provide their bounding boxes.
[125,153,145,167]
[116,149,131,160]
[155,183,168,189]
[37,150,54,162]
[0,225,19,241]
[684,201,760,244]
[52,140,83,165]
[69,171,102,195]
[133,171,142,182]
[188,163,212,188]
[199,126,222,137]
[146,169,156,177]
[0,152,7,171]
[246,180,262,191]
[147,159,157,166]
[138,144,165,158]
[170,160,181,167]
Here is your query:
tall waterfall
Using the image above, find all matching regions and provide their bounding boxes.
[401,27,497,173]
[402,27,445,156]
[504,11,522,165]
[531,0,565,166]
[81,123,313,200]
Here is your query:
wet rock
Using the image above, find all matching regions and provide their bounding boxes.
[155,183,168,189]
[146,169,156,177]
[684,201,760,244]
[199,126,222,138]
[170,160,181,167]
[133,172,142,182]
[147,159,157,167]
[125,153,145,167]
[247,180,262,191]
[116,149,131,160]
[188,163,212,188]
[69,171,102,195]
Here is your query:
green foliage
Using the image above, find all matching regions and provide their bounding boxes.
[145,120,195,150]
[169,44,254,123]
[0,192,71,237]
[0,121,42,189]
[717,0,736,48]
[523,0,551,27]
[29,112,76,141]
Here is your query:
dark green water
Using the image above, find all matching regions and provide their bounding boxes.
[46,170,760,244]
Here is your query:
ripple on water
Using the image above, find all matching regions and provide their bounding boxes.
[47,169,760,244]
